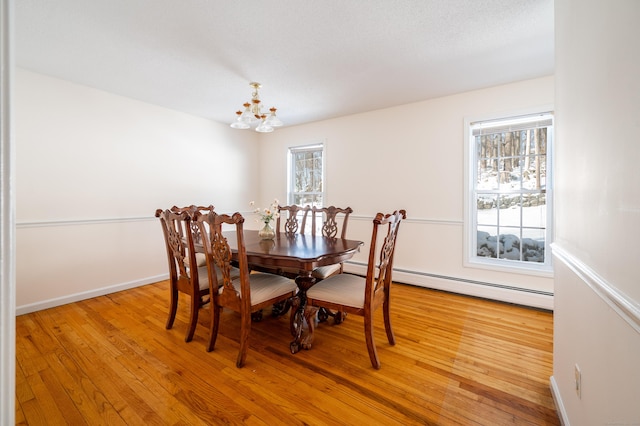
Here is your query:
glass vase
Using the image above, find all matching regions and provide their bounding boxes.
[258,221,276,240]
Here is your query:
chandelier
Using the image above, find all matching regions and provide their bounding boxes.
[230,82,283,133]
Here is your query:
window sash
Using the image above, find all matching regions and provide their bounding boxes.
[471,113,553,136]
[288,143,324,208]
[467,111,553,273]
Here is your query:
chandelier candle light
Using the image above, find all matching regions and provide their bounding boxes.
[231,82,283,133]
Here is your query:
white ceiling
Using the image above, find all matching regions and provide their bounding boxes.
[15,0,554,127]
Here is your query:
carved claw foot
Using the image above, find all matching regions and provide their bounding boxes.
[251,310,263,322]
[271,299,291,317]
[334,311,346,324]
[317,307,329,322]
[301,334,314,350]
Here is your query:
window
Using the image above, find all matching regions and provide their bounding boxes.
[465,110,553,273]
[288,143,324,207]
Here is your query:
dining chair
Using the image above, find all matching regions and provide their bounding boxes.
[310,206,353,280]
[195,210,298,368]
[155,208,211,342]
[276,204,311,235]
[307,206,354,323]
[305,209,406,369]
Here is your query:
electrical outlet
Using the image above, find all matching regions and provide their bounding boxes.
[574,364,582,398]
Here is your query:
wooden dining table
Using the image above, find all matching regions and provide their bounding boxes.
[223,229,364,353]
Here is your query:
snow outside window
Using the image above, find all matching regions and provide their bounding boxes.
[465,110,554,275]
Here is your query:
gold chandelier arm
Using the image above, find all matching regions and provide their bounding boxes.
[231,82,282,130]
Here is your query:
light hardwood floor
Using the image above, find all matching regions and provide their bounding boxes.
[16,280,559,425]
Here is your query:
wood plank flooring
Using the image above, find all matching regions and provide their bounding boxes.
[15,280,559,425]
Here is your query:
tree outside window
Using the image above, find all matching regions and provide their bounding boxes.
[288,144,324,207]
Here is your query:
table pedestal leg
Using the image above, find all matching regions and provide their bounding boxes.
[290,273,316,354]
[301,306,319,350]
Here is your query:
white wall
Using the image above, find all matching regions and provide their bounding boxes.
[15,71,557,311]
[15,69,261,313]
[256,76,555,309]
[551,0,640,424]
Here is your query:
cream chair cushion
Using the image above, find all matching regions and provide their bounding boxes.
[306,273,365,308]
[312,264,342,280]
[185,252,207,268]
[196,265,240,291]
[227,273,297,306]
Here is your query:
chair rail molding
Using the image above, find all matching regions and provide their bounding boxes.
[16,210,260,229]
[16,215,155,228]
[552,243,640,334]
[350,214,462,227]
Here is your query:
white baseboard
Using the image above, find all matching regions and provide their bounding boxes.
[550,375,569,426]
[16,274,168,316]
[343,262,554,310]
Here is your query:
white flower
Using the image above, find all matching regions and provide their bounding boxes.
[250,199,280,224]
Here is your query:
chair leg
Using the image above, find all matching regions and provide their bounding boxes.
[207,303,221,352]
[166,285,178,330]
[383,298,396,345]
[236,311,252,368]
[185,296,199,342]
[364,315,381,369]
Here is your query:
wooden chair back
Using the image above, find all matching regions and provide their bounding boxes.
[276,204,311,235]
[170,205,214,244]
[170,204,212,214]
[364,210,406,307]
[196,211,249,312]
[311,206,353,238]
[154,208,209,342]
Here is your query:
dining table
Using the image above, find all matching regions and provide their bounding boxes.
[223,229,364,353]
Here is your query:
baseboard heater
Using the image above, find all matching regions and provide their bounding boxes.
[344,261,554,310]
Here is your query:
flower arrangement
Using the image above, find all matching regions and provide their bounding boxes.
[249,199,280,224]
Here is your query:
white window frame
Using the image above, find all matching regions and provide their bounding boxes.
[463,107,554,276]
[287,142,325,208]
